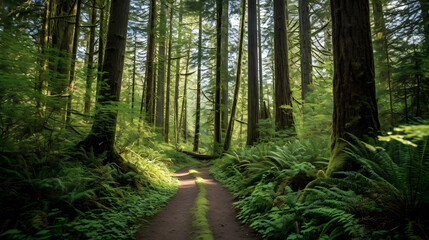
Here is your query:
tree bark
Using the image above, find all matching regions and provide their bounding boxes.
[328,0,380,176]
[65,0,82,126]
[131,34,137,122]
[84,0,97,114]
[193,11,203,152]
[274,0,294,130]
[221,0,229,135]
[179,48,191,142]
[258,0,265,119]
[174,0,183,144]
[96,0,108,101]
[224,0,246,152]
[214,0,223,154]
[79,0,130,163]
[165,6,174,143]
[247,0,259,145]
[144,0,157,124]
[299,0,312,101]
[155,1,167,131]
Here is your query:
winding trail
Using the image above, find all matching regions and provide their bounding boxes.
[135,166,261,240]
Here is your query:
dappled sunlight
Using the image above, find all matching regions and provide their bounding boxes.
[174,172,190,177]
[179,179,197,188]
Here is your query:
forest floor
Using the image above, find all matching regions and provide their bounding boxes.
[135,165,261,240]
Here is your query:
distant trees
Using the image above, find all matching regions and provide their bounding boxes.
[328,0,380,176]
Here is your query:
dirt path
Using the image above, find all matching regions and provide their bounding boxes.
[135,166,261,240]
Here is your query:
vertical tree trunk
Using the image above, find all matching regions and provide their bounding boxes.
[131,34,137,122]
[165,6,174,143]
[36,0,51,117]
[257,0,265,119]
[299,0,312,101]
[174,0,183,144]
[79,0,131,163]
[155,2,167,131]
[96,0,108,100]
[214,0,223,154]
[372,0,394,125]
[84,0,97,113]
[274,0,294,130]
[193,11,203,152]
[221,0,229,135]
[247,0,259,145]
[328,0,380,176]
[144,0,157,124]
[224,0,246,152]
[65,0,82,126]
[180,48,191,142]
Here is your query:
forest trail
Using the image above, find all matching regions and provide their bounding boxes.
[135,166,261,240]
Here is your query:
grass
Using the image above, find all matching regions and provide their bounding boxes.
[189,169,214,240]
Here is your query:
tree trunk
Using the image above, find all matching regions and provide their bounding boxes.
[180,48,191,142]
[224,0,246,152]
[214,0,223,154]
[96,0,108,100]
[131,34,137,122]
[372,0,394,125]
[258,0,265,119]
[193,12,203,152]
[174,0,183,144]
[84,0,97,114]
[328,0,380,176]
[274,0,294,130]
[155,2,167,131]
[144,0,157,124]
[36,0,50,117]
[165,6,174,143]
[247,0,259,145]
[65,0,82,126]
[221,0,229,135]
[79,0,130,163]
[299,0,312,101]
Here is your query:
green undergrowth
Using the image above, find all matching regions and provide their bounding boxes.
[189,169,213,240]
[0,131,197,239]
[211,128,429,239]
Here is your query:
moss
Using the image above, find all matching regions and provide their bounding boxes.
[326,138,347,177]
[189,169,214,240]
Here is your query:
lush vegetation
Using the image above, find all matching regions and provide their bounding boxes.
[211,127,429,239]
[1,0,428,239]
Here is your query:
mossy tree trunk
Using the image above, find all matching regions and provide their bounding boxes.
[165,6,174,143]
[155,1,167,132]
[84,0,97,114]
[79,0,130,163]
[193,11,203,152]
[328,0,380,176]
[144,0,157,124]
[299,0,312,102]
[221,0,229,136]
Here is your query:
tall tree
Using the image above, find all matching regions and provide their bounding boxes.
[221,0,229,134]
[65,0,82,125]
[179,48,191,142]
[214,0,223,153]
[247,0,259,145]
[299,0,312,101]
[144,0,157,124]
[84,0,97,113]
[328,0,380,176]
[274,0,294,130]
[96,0,108,100]
[372,0,394,125]
[257,0,265,119]
[224,0,246,151]
[155,1,167,131]
[193,7,203,152]
[131,34,137,122]
[165,5,174,143]
[79,0,131,162]
[174,0,183,144]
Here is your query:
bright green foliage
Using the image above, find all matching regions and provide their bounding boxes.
[211,128,429,239]
[189,169,213,240]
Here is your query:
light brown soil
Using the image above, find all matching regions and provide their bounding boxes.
[135,166,261,240]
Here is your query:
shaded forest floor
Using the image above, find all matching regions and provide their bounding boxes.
[135,165,260,240]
